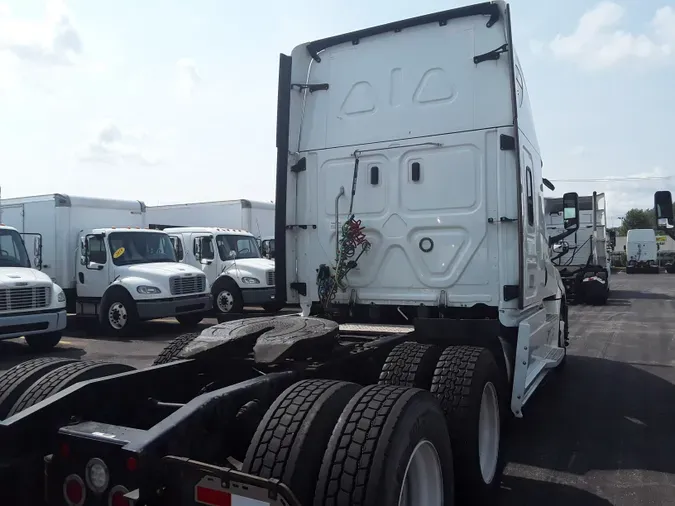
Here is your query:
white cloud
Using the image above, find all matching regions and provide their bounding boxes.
[175,58,201,101]
[78,121,163,166]
[0,0,82,67]
[549,2,675,69]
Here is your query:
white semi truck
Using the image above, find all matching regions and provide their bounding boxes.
[0,224,67,350]
[163,227,281,316]
[0,4,583,506]
[0,194,212,336]
[546,192,612,304]
[147,199,275,240]
[625,228,659,273]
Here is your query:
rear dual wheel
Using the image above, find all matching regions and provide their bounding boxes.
[379,341,506,504]
[243,379,454,506]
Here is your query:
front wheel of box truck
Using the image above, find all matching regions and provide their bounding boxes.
[430,345,505,505]
[314,384,454,506]
[24,331,62,351]
[212,278,244,316]
[99,290,138,337]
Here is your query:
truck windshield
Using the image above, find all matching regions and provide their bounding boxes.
[108,232,177,266]
[216,235,261,260]
[0,229,31,268]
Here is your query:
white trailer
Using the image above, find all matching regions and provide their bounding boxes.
[147,200,275,239]
[0,224,67,350]
[626,228,659,273]
[0,194,212,336]
[545,192,611,304]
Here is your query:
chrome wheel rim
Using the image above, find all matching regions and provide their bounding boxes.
[478,381,500,484]
[108,302,128,330]
[216,290,234,313]
[398,439,444,506]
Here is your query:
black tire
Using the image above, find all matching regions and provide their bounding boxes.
[99,290,138,337]
[153,332,201,365]
[0,357,77,419]
[430,345,506,504]
[378,341,442,389]
[24,331,62,351]
[175,314,204,327]
[243,379,360,506]
[261,302,284,313]
[212,278,244,316]
[314,384,454,506]
[8,360,135,417]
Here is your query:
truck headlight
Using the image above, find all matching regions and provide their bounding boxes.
[241,277,260,284]
[57,292,66,303]
[137,285,161,294]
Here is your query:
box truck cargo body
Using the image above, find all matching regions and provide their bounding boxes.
[147,199,275,239]
[0,194,212,335]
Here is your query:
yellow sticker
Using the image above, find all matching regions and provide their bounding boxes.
[113,247,125,259]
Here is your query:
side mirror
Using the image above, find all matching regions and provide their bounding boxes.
[80,237,88,266]
[654,191,674,228]
[562,192,579,231]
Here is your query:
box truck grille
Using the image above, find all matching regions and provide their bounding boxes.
[0,286,51,312]
[266,270,275,286]
[170,275,206,296]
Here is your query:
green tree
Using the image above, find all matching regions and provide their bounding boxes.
[619,208,654,236]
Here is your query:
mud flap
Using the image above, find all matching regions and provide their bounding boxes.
[159,456,301,506]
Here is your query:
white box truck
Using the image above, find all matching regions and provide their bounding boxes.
[0,224,67,350]
[546,192,612,304]
[147,199,275,240]
[0,194,213,336]
[163,227,282,316]
[625,228,659,273]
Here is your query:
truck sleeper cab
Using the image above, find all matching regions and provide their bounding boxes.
[78,228,212,335]
[0,3,582,506]
[164,227,281,316]
[0,225,67,350]
[625,228,659,274]
[546,192,611,305]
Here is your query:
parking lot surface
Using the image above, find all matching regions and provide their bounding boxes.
[0,275,673,505]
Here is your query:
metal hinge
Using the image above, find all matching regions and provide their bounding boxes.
[474,44,509,64]
[290,157,306,173]
[291,83,329,93]
[488,217,518,223]
[290,282,307,296]
[500,134,515,151]
[285,225,317,230]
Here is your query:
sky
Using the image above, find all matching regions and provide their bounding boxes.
[0,0,673,226]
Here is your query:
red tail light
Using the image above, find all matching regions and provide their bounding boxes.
[109,485,131,506]
[63,474,86,506]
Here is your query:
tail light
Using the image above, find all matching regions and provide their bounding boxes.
[109,485,131,506]
[63,474,86,506]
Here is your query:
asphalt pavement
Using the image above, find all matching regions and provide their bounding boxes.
[0,276,673,505]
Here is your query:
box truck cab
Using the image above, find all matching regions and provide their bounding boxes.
[625,228,658,273]
[0,194,212,336]
[77,227,212,334]
[164,227,281,316]
[0,224,67,350]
